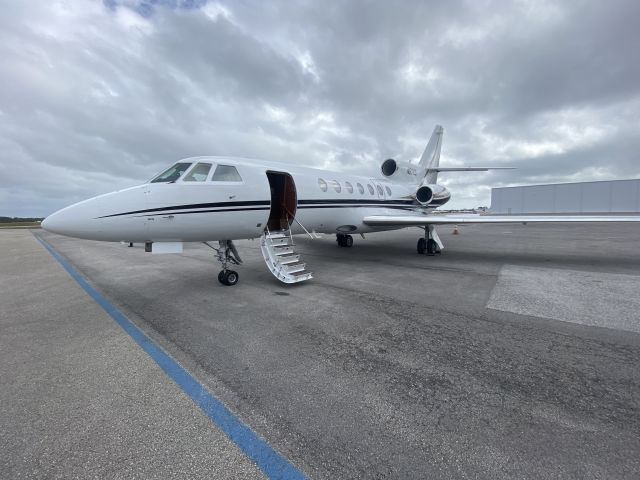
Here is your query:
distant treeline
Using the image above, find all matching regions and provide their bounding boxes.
[0,217,44,223]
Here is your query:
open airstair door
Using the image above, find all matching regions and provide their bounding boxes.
[262,171,312,284]
[266,171,297,231]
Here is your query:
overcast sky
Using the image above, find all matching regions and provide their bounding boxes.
[1,0,639,216]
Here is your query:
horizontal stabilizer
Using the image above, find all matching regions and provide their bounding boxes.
[363,214,640,226]
[430,167,515,172]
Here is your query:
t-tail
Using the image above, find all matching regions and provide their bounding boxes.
[379,125,445,186]
[380,124,513,186]
[379,124,514,208]
[419,125,444,184]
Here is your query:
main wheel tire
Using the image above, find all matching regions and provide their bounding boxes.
[427,239,437,255]
[345,235,353,247]
[224,270,239,286]
[417,238,426,254]
[336,234,344,246]
[218,271,225,284]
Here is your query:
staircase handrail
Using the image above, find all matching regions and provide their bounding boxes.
[284,207,314,239]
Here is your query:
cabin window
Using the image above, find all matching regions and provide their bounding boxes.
[377,185,384,196]
[318,178,328,192]
[183,162,212,182]
[212,165,242,182]
[150,162,192,183]
[385,186,392,196]
[331,180,342,193]
[345,181,353,193]
[367,184,374,195]
[357,183,364,194]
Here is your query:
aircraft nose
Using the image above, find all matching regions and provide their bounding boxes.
[41,210,69,235]
[42,203,94,238]
[41,185,145,240]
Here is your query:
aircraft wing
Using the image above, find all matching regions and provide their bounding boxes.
[363,214,640,226]
[429,167,515,172]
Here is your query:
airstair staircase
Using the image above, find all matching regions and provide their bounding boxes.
[260,228,313,284]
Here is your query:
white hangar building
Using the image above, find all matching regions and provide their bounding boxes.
[490,179,640,214]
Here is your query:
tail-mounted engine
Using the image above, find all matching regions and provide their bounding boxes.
[416,185,434,205]
[380,158,450,206]
[414,184,451,206]
[381,159,419,182]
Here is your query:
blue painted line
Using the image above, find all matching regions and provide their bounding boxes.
[33,233,306,480]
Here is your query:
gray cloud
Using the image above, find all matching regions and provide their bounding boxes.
[0,0,639,216]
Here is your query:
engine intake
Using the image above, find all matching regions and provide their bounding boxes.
[415,185,434,205]
[381,159,398,176]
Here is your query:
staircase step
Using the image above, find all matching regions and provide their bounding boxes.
[284,262,306,273]
[268,233,287,239]
[273,246,294,256]
[279,254,300,265]
[291,270,312,278]
[272,241,293,247]
[269,237,291,246]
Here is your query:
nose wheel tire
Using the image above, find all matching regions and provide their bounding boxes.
[218,270,239,286]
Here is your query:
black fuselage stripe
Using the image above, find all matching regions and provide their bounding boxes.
[136,207,271,217]
[136,205,426,217]
[298,204,420,210]
[99,198,448,218]
[98,200,271,218]
[298,199,415,205]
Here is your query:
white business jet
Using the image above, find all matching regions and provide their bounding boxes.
[42,126,640,286]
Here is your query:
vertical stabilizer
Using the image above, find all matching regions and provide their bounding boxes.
[419,125,444,184]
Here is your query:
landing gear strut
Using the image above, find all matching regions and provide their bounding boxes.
[205,240,242,286]
[336,233,353,247]
[417,226,442,256]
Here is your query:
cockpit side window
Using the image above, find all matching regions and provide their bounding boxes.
[150,162,192,183]
[182,162,212,182]
[212,165,242,182]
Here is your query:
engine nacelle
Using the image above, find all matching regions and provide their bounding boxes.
[414,184,450,206]
[380,159,419,181]
[415,185,433,205]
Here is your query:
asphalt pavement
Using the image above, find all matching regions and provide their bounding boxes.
[3,223,640,479]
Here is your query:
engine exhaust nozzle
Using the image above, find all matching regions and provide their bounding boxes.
[415,185,433,205]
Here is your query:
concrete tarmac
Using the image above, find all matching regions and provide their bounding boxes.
[4,223,640,478]
[0,230,265,479]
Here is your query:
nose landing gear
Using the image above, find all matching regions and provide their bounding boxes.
[205,240,242,286]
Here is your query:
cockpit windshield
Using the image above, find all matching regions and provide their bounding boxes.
[150,162,192,183]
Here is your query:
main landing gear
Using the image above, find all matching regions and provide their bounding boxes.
[336,233,354,247]
[204,240,242,286]
[417,226,441,256]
